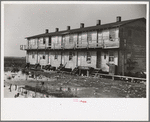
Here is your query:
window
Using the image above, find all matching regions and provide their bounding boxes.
[87,32,92,42]
[86,52,91,63]
[54,52,58,59]
[69,34,73,44]
[104,51,108,59]
[69,52,73,61]
[43,55,45,59]
[128,30,132,37]
[32,52,34,58]
[109,51,114,62]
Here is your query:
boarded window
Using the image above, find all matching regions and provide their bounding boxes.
[109,51,114,62]
[78,34,82,44]
[109,29,116,41]
[69,52,73,60]
[65,35,69,43]
[56,37,59,44]
[86,52,91,63]
[54,52,58,59]
[69,34,73,44]
[87,32,92,42]
[92,32,97,41]
[103,30,109,40]
[81,32,87,42]
[98,31,103,42]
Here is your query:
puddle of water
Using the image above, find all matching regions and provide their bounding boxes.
[4,70,97,98]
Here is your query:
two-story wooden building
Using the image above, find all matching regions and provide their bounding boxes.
[21,16,146,75]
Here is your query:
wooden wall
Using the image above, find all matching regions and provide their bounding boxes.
[101,50,118,72]
[119,19,146,74]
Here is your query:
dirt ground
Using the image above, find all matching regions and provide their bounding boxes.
[4,69,146,98]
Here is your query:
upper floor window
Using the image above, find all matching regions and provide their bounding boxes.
[86,52,91,63]
[43,55,45,59]
[69,35,73,44]
[109,51,114,62]
[43,38,46,44]
[87,32,92,42]
[109,28,116,41]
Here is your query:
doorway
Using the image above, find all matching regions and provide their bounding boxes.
[96,51,101,68]
[49,37,51,48]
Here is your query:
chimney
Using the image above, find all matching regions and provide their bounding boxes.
[45,29,49,33]
[116,16,121,22]
[80,23,84,28]
[67,26,70,30]
[96,20,101,25]
[55,28,59,32]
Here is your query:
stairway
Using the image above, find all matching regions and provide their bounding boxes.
[45,65,51,70]
[24,63,30,68]
[71,67,79,75]
[35,64,40,69]
[91,68,101,77]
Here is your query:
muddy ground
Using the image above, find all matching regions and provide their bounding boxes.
[4,68,146,98]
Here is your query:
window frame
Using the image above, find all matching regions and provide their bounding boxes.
[86,52,91,63]
[43,55,45,59]
[109,51,114,62]
[54,52,58,60]
[43,38,46,44]
[69,52,73,61]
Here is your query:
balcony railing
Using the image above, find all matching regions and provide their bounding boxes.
[21,38,120,50]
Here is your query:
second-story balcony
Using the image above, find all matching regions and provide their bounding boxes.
[21,38,120,51]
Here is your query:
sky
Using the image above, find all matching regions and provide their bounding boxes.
[3,2,147,57]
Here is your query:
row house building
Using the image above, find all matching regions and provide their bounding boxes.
[21,16,146,75]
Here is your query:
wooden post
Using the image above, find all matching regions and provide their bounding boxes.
[87,70,89,77]
[61,51,62,64]
[97,30,98,47]
[79,69,81,76]
[112,76,114,81]
[122,51,125,76]
[76,51,78,66]
[37,51,38,64]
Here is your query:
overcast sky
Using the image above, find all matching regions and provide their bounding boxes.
[3,2,146,57]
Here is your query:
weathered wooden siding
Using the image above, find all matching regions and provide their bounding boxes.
[88,31,97,48]
[28,38,38,49]
[78,51,97,68]
[119,19,146,74]
[62,51,77,70]
[103,28,119,48]
[28,51,38,64]
[51,36,62,49]
[63,34,76,49]
[37,51,48,65]
[49,51,61,68]
[101,50,118,72]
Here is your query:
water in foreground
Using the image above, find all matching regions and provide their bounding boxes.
[4,70,146,98]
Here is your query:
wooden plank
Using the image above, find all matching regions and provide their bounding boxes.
[97,73,146,81]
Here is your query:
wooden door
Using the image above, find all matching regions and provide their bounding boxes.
[97,51,101,68]
[62,52,65,64]
[49,37,51,48]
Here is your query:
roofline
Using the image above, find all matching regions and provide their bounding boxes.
[25,17,146,39]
